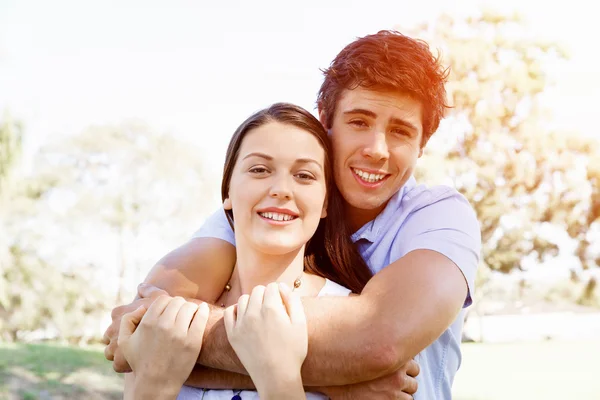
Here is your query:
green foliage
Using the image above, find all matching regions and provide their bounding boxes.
[0,111,23,200]
[1,245,110,343]
[1,121,213,342]
[408,12,600,275]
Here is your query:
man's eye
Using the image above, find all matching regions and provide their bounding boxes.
[349,120,368,127]
[391,128,409,136]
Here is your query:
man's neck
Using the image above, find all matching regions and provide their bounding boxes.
[231,241,306,296]
[345,203,386,233]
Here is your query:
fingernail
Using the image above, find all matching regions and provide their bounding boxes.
[279,282,290,291]
[199,302,209,312]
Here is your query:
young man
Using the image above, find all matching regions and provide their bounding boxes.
[104,30,481,399]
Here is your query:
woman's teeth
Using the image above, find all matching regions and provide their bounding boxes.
[259,212,296,221]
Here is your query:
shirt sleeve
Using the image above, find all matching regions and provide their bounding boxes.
[190,207,236,246]
[397,192,481,307]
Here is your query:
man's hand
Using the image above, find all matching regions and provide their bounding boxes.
[321,359,419,400]
[102,284,170,372]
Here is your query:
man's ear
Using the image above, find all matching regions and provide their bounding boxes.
[223,198,232,210]
[318,109,327,129]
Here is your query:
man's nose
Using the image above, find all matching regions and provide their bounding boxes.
[361,131,390,161]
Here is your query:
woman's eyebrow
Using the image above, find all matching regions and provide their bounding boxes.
[295,158,323,171]
[242,152,272,161]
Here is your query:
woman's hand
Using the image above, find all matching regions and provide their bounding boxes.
[118,295,210,399]
[224,282,307,399]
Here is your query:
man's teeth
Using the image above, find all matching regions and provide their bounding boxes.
[353,168,386,183]
[259,212,296,221]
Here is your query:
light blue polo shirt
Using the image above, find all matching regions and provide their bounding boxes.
[193,176,481,400]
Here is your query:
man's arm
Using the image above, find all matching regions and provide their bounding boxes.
[197,249,467,386]
[185,366,254,389]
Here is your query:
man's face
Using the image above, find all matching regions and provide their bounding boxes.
[323,87,424,230]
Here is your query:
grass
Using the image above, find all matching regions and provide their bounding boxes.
[0,342,123,399]
[1,339,598,399]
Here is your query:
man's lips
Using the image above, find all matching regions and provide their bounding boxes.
[351,167,390,185]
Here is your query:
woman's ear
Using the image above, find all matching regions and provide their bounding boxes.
[321,199,328,219]
[223,198,232,210]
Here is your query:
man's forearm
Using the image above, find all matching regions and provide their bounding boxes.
[198,251,467,387]
[198,306,248,373]
[185,365,255,390]
[198,295,385,386]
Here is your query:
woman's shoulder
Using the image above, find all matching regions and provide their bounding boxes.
[317,279,352,297]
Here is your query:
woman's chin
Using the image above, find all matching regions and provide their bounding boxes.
[254,240,304,256]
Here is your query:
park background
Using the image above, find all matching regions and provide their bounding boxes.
[1,0,599,399]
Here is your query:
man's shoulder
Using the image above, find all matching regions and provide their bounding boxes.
[396,181,474,217]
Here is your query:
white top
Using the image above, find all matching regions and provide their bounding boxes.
[176,278,350,400]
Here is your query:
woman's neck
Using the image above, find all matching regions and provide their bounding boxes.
[230,241,306,296]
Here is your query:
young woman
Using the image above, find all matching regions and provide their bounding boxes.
[118,103,372,399]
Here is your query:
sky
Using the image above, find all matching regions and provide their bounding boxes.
[1,0,598,175]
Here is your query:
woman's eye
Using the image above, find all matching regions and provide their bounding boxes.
[249,167,269,174]
[295,172,315,181]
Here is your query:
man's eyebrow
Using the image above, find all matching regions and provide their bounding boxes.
[390,117,419,134]
[343,108,419,133]
[343,108,377,119]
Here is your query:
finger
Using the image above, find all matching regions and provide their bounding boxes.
[174,301,199,332]
[237,294,250,322]
[246,285,266,315]
[403,374,418,396]
[159,296,187,327]
[113,348,132,373]
[224,304,236,337]
[189,302,210,344]
[279,283,306,325]
[143,295,172,322]
[101,331,110,345]
[104,341,116,361]
[263,282,286,312]
[406,358,420,378]
[118,305,147,343]
[137,282,170,299]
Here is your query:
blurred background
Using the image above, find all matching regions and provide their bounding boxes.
[1,0,599,399]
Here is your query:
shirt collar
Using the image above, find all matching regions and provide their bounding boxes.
[351,176,416,243]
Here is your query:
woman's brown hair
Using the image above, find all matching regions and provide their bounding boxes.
[221,103,372,293]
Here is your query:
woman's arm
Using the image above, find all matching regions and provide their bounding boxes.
[144,237,236,302]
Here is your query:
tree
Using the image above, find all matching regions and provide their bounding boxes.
[1,121,217,341]
[407,11,599,276]
[0,111,23,202]
[35,122,216,304]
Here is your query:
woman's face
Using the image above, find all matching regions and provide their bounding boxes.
[225,121,328,255]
